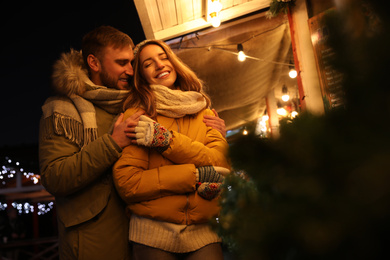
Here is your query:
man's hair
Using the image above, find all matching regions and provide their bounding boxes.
[81,26,134,70]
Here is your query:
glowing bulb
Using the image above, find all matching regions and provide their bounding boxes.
[282,94,290,102]
[243,129,248,135]
[209,0,222,28]
[289,68,297,78]
[291,111,298,118]
[237,44,246,61]
[277,108,287,116]
[210,13,221,27]
[211,0,222,12]
[238,51,246,62]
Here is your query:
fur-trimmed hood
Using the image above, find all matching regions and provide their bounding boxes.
[52,49,94,97]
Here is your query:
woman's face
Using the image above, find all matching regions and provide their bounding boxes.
[139,44,177,89]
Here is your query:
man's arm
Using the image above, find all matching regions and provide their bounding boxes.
[39,111,143,197]
[203,109,226,138]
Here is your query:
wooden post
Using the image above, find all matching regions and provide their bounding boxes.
[287,0,325,115]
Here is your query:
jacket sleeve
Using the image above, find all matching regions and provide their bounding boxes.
[112,109,197,204]
[162,110,230,169]
[39,117,123,197]
[113,144,197,205]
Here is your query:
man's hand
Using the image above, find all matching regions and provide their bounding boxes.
[111,110,144,148]
[203,109,226,138]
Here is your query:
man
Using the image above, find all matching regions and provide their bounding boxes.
[39,26,226,259]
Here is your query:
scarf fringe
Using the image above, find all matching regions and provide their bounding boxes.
[43,113,98,148]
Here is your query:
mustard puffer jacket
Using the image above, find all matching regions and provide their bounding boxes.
[113,108,230,225]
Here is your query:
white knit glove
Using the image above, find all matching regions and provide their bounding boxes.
[135,115,172,151]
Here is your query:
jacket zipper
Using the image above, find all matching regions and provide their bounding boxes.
[185,195,189,225]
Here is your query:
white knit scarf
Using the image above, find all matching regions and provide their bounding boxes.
[151,85,207,118]
[42,86,129,148]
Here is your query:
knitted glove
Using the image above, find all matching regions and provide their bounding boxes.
[196,166,225,183]
[135,115,172,152]
[197,182,222,200]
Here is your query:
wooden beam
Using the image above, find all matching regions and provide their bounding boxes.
[134,0,161,39]
[155,0,270,40]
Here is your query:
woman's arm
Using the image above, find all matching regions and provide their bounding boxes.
[162,110,230,169]
[112,144,196,205]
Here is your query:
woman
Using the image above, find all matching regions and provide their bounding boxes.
[113,39,230,259]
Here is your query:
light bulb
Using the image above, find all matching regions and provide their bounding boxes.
[282,94,290,102]
[291,111,298,118]
[277,108,287,116]
[210,12,221,27]
[289,68,297,78]
[210,0,222,13]
[237,44,246,61]
[238,51,246,62]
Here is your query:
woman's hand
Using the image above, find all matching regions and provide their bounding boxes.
[195,166,230,200]
[134,115,172,152]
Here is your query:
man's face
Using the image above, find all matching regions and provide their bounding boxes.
[99,45,134,90]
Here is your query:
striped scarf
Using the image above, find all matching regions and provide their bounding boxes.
[42,86,129,148]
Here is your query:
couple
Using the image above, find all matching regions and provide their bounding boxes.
[39,26,230,260]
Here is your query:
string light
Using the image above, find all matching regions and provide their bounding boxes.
[0,156,53,216]
[209,0,222,28]
[171,22,294,67]
[289,67,297,78]
[277,108,287,116]
[281,85,290,102]
[1,156,41,187]
[0,202,54,215]
[237,44,246,62]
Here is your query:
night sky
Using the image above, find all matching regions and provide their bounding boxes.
[0,0,146,147]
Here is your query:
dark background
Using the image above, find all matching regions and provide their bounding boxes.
[0,0,145,148]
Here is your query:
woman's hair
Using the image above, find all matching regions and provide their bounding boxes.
[123,39,211,117]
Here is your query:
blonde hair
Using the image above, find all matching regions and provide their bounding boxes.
[123,40,211,117]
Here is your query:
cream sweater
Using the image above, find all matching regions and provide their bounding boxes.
[129,214,221,253]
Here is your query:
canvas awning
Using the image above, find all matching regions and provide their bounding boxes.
[167,13,297,130]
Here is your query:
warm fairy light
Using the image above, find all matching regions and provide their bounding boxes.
[281,85,289,102]
[277,108,287,116]
[209,0,222,28]
[210,12,221,28]
[237,44,246,62]
[289,68,297,78]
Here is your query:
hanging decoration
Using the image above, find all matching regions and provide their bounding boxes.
[266,0,296,18]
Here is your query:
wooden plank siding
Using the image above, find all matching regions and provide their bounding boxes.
[135,0,269,40]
